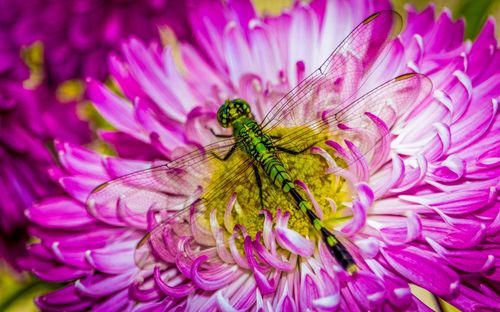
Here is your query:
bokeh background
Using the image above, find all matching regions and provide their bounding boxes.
[0,0,498,311]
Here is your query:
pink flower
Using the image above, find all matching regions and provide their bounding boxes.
[22,1,499,311]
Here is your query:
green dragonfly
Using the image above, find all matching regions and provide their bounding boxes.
[87,11,432,273]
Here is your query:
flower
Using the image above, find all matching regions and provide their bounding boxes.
[0,2,91,270]
[14,0,191,85]
[22,0,499,311]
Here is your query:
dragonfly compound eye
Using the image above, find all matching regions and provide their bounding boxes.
[217,103,230,128]
[217,99,253,127]
[232,99,252,119]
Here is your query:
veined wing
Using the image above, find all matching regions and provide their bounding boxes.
[260,10,402,131]
[86,138,254,228]
[272,73,433,163]
[134,158,262,268]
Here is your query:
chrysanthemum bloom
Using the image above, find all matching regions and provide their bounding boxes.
[14,0,191,85]
[23,0,499,311]
[0,2,91,270]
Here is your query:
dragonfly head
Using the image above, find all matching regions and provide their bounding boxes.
[217,99,253,128]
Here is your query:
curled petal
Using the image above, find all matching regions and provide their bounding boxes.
[175,237,195,278]
[153,266,194,298]
[75,272,133,297]
[190,204,216,246]
[426,238,495,273]
[191,256,241,291]
[310,146,337,167]
[341,200,366,236]
[430,155,465,182]
[372,154,404,197]
[85,242,136,274]
[245,237,276,295]
[253,235,294,271]
[348,272,386,310]
[28,198,95,229]
[210,208,220,236]
[379,212,424,245]
[355,237,380,258]
[117,196,148,230]
[391,154,428,193]
[433,122,451,157]
[340,183,373,236]
[275,226,314,257]
[381,246,459,296]
[487,204,500,235]
[260,209,274,249]
[224,193,237,232]
[405,212,422,242]
[356,182,374,208]
[252,269,276,296]
[344,140,370,182]
[364,112,391,171]
[229,226,250,269]
[435,220,486,249]
[129,282,161,302]
[215,229,235,264]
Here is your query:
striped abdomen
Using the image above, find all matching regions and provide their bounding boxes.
[261,155,357,272]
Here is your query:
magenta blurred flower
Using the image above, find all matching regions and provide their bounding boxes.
[22,0,499,311]
[15,0,190,85]
[0,2,91,269]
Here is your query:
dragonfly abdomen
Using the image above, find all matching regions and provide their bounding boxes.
[289,187,357,273]
[261,155,294,190]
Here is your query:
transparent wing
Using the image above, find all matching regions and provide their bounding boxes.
[272,73,433,160]
[260,10,402,131]
[86,138,255,228]
[134,159,261,268]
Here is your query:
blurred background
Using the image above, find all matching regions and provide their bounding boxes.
[0,0,498,311]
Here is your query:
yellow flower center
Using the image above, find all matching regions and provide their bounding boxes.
[204,128,352,242]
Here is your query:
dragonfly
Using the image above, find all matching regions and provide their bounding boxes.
[87,10,432,273]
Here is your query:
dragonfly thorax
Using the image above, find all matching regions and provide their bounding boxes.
[217,99,253,128]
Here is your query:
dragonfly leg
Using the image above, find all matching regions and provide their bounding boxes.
[276,143,316,155]
[252,164,264,209]
[212,144,237,161]
[210,128,232,138]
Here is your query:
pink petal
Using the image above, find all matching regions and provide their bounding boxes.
[381,246,459,296]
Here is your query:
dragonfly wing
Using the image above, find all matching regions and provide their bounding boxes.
[326,73,433,129]
[260,11,402,131]
[272,73,433,161]
[134,159,257,268]
[86,138,250,228]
